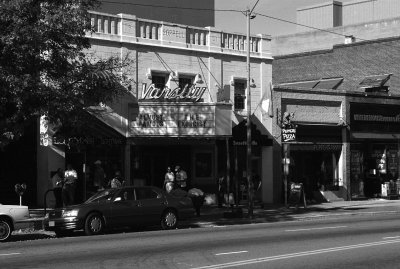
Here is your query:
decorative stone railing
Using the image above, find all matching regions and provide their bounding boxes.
[88,11,271,57]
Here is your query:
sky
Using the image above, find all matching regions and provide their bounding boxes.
[215,0,343,36]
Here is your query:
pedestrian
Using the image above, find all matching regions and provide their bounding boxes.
[217,173,226,208]
[164,167,175,193]
[188,188,205,216]
[93,160,106,191]
[175,165,188,190]
[51,168,64,208]
[63,164,77,206]
[110,171,124,188]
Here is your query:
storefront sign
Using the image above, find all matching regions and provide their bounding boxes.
[282,128,296,142]
[351,103,400,133]
[140,83,206,102]
[353,114,400,123]
[52,136,123,147]
[290,144,342,151]
[136,112,207,128]
[129,103,232,137]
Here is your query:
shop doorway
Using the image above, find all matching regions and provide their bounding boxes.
[290,151,340,200]
[136,146,191,188]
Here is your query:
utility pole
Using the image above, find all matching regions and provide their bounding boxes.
[246,8,253,218]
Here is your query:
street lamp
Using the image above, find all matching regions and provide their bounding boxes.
[246,9,256,218]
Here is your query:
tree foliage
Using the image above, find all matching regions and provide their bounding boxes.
[0,0,133,144]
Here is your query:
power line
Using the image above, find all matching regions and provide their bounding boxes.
[250,0,261,14]
[254,12,400,49]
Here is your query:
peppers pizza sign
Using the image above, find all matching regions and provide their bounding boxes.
[282,128,296,142]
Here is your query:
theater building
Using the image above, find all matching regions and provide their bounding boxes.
[35,11,274,206]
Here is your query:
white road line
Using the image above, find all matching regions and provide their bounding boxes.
[215,251,248,256]
[285,225,347,232]
[383,236,400,239]
[0,253,21,257]
[191,239,400,269]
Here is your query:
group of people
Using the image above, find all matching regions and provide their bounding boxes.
[163,165,188,193]
[51,160,125,208]
[93,160,125,190]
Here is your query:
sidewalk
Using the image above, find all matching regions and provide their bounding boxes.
[14,198,400,238]
[186,198,400,227]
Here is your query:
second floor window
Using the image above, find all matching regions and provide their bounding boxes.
[152,74,166,89]
[234,81,246,111]
[179,77,193,90]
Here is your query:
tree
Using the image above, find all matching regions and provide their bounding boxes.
[0,0,133,145]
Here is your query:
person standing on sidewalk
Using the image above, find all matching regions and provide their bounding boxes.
[93,160,106,191]
[164,167,175,193]
[63,164,77,206]
[175,165,187,190]
[51,168,64,208]
[110,171,125,188]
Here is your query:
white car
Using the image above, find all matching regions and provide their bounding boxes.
[0,204,30,242]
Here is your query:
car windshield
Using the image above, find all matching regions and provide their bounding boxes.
[85,189,119,203]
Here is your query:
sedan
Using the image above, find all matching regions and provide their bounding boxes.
[0,204,30,242]
[43,186,194,237]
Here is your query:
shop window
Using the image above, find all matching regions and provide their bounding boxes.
[195,152,213,178]
[234,80,246,111]
[152,74,167,89]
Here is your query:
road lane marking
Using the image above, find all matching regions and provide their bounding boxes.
[285,225,347,232]
[215,251,248,256]
[0,253,21,257]
[383,236,400,239]
[191,239,400,269]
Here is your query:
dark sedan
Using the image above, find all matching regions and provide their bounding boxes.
[43,186,194,237]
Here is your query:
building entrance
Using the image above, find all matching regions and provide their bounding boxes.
[133,145,191,189]
[291,150,340,200]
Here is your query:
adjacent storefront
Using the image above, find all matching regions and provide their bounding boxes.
[350,103,400,198]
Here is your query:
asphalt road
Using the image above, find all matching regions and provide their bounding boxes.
[1,214,400,269]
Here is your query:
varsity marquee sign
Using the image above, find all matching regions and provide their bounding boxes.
[140,83,206,102]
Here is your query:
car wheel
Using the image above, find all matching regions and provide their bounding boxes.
[161,209,178,230]
[0,219,12,242]
[84,213,104,236]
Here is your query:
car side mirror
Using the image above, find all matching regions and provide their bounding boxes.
[114,197,122,202]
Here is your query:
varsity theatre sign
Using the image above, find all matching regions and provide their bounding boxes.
[140,83,206,102]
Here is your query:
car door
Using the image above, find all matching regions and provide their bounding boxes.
[134,187,166,225]
[110,188,142,227]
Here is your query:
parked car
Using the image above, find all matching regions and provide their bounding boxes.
[44,186,194,237]
[0,204,30,242]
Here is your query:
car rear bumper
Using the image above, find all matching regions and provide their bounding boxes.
[43,217,84,231]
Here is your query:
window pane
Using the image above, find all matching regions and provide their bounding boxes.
[152,75,166,89]
[234,81,246,110]
[135,188,158,200]
[179,77,193,89]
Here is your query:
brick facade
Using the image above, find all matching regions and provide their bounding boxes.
[273,36,400,201]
